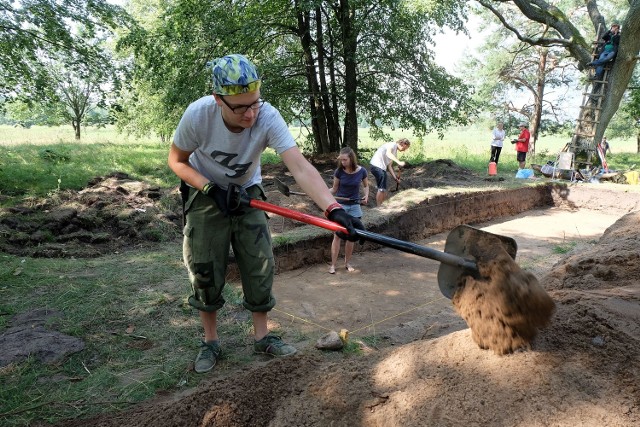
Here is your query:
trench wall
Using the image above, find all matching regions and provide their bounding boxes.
[268,183,569,274]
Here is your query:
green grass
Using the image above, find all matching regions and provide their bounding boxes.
[3,124,638,203]
[0,247,257,425]
[0,140,176,199]
[552,241,578,254]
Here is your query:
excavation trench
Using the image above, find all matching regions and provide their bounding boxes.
[252,183,638,354]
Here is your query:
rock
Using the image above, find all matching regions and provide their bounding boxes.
[315,330,344,351]
[0,309,85,367]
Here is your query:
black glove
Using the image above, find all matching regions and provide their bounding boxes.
[511,139,518,144]
[226,183,248,215]
[202,182,245,216]
[328,208,365,243]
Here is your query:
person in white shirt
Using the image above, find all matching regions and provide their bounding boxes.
[369,138,411,206]
[490,122,505,164]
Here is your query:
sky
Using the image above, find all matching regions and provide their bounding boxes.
[431,16,485,75]
[431,20,582,121]
[432,29,477,75]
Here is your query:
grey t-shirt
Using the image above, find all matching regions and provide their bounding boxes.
[173,95,296,189]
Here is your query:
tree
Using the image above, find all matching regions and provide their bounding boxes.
[4,31,118,140]
[476,0,640,164]
[0,0,130,103]
[464,11,575,156]
[117,0,477,153]
[621,74,640,153]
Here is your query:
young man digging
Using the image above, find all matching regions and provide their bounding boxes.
[168,54,364,373]
[369,138,411,206]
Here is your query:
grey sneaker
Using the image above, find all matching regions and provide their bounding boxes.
[194,340,221,373]
[254,334,297,357]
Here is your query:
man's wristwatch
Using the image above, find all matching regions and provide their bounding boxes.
[324,202,342,219]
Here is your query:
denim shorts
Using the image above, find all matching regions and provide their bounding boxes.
[341,203,363,218]
[370,166,388,191]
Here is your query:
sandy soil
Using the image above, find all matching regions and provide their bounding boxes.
[55,183,640,426]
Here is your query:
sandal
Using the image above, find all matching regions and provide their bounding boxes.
[329,266,336,274]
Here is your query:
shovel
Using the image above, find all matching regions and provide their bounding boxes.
[274,177,363,203]
[231,188,517,299]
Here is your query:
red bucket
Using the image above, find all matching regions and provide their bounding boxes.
[488,162,497,176]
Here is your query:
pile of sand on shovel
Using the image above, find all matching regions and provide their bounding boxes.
[452,235,556,355]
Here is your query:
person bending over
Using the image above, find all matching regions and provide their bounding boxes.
[369,138,411,206]
[168,54,364,373]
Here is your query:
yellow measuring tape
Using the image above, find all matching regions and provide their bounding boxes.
[273,295,447,343]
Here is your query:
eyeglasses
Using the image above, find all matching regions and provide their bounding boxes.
[219,96,265,115]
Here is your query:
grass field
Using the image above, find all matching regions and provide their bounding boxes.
[2,124,637,201]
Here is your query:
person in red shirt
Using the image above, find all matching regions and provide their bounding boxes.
[512,122,531,169]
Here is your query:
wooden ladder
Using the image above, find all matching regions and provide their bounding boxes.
[557,32,612,178]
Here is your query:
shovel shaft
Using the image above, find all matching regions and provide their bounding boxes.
[356,229,477,271]
[247,199,477,272]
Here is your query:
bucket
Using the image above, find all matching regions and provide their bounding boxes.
[624,171,639,185]
[488,162,497,176]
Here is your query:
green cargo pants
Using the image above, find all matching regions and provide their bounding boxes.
[182,184,275,313]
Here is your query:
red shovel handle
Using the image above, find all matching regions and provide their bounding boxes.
[241,196,477,272]
[248,199,347,234]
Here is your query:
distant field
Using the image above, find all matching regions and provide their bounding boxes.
[0,125,159,146]
[1,124,636,183]
[2,124,636,155]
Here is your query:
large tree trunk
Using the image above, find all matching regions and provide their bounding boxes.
[338,0,358,152]
[530,48,548,158]
[315,6,341,152]
[582,4,640,144]
[297,5,331,154]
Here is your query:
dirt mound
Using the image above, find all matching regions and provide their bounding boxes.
[0,159,484,259]
[57,211,640,426]
[544,210,640,292]
[453,247,555,355]
[0,172,182,258]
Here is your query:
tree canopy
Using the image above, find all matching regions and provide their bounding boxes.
[116,0,477,152]
[476,0,640,146]
[0,0,129,102]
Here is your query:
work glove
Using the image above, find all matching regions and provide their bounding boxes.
[511,139,518,144]
[328,208,365,243]
[202,182,245,216]
[226,183,248,215]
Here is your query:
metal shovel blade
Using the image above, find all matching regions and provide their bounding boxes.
[437,225,518,298]
[274,177,312,197]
